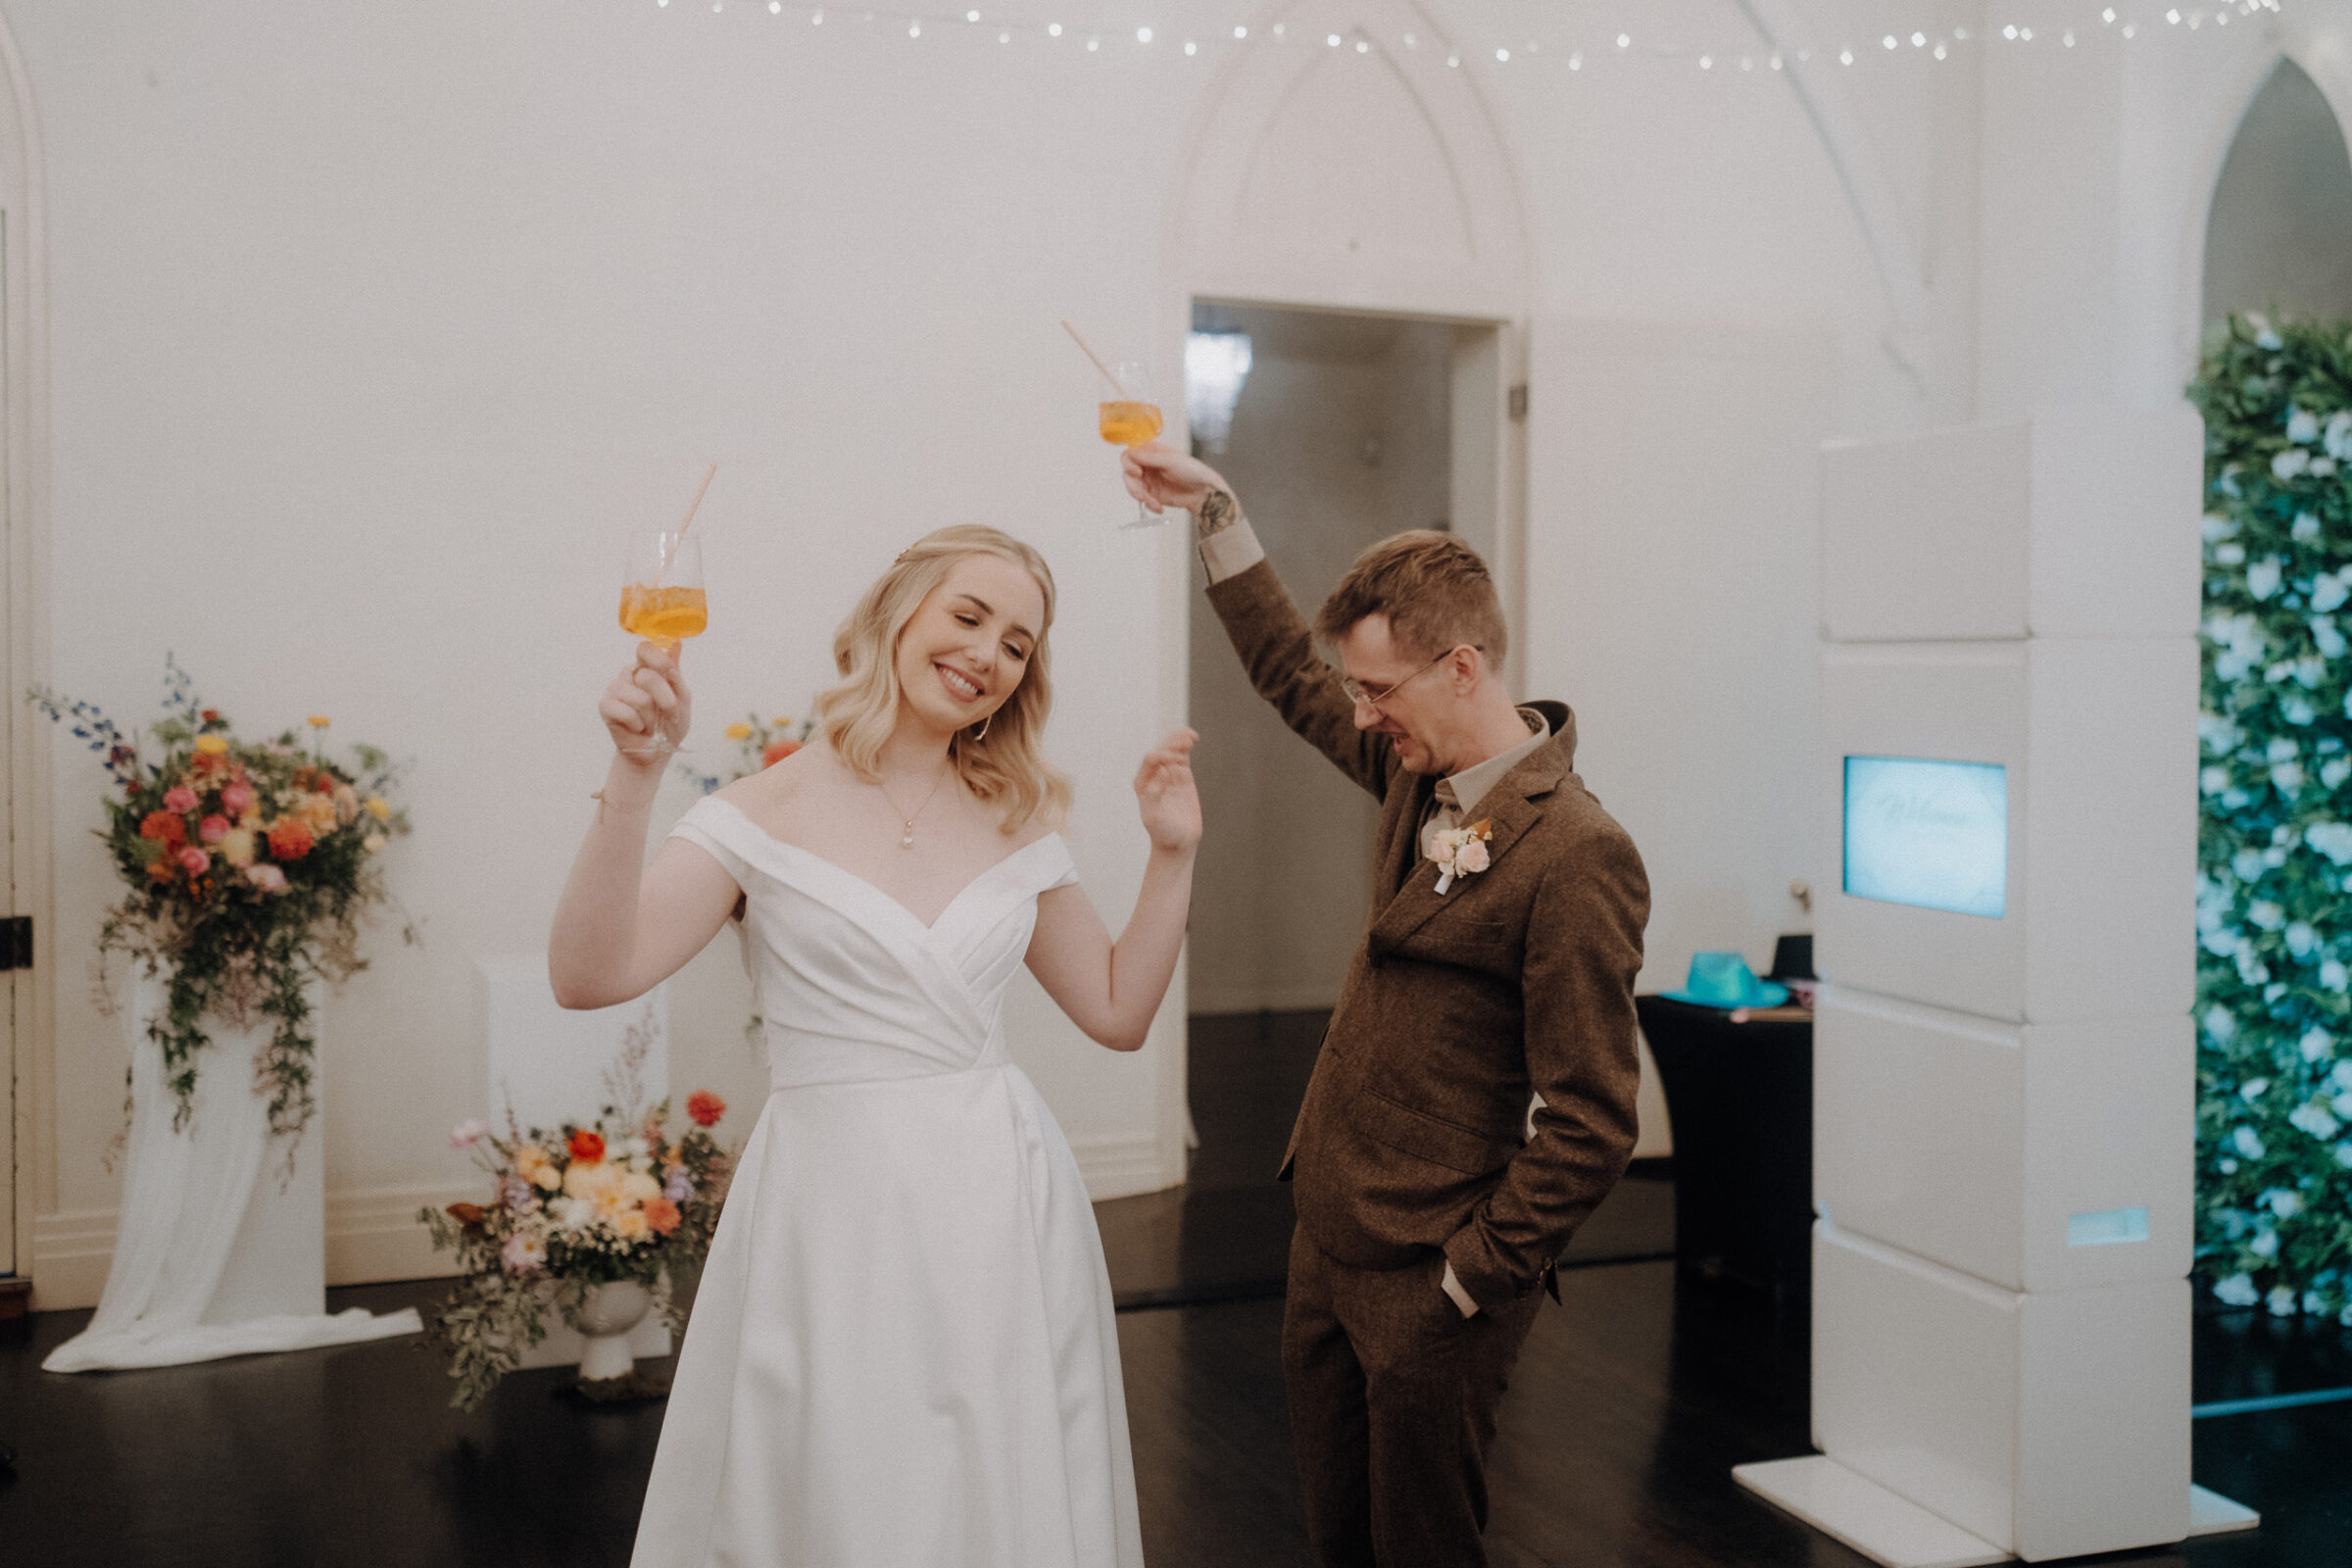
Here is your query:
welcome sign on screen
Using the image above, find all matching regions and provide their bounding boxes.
[1842,757,2008,918]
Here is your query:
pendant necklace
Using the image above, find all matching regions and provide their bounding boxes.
[875,762,953,850]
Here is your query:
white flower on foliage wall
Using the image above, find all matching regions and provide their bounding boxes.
[2189,313,2352,1326]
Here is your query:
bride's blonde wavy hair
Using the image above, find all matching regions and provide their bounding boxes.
[816,524,1072,833]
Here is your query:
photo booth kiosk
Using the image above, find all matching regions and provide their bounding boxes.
[1733,412,2258,1565]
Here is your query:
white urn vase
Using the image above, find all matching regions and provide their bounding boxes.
[567,1280,655,1382]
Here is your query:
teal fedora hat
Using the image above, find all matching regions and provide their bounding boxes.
[1662,951,1788,1009]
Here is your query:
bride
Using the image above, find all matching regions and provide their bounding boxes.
[549,524,1197,1568]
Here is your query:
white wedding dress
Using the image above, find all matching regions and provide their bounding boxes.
[630,796,1144,1568]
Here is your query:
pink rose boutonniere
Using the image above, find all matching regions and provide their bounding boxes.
[1430,818,1494,895]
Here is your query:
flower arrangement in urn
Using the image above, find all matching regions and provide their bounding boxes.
[30,657,413,1141]
[677,709,815,795]
[418,1011,734,1411]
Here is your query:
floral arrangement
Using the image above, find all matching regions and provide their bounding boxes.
[2185,311,2352,1325]
[677,710,814,795]
[30,658,412,1141]
[417,1009,733,1411]
[1429,818,1493,895]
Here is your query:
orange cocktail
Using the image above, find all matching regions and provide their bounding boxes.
[1099,401,1164,448]
[618,583,709,646]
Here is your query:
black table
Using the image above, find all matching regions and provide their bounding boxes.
[1634,994,1813,1312]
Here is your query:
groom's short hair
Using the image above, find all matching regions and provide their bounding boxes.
[1314,529,1508,667]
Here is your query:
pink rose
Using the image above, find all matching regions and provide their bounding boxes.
[220,781,256,817]
[163,785,198,814]
[1456,840,1490,875]
[176,846,211,876]
[244,862,290,895]
[198,814,230,844]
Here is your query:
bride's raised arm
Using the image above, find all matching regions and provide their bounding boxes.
[549,641,742,1009]
[1024,730,1201,1053]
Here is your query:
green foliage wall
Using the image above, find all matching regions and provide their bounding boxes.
[2188,313,2352,1323]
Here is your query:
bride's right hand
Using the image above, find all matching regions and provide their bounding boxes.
[601,642,693,761]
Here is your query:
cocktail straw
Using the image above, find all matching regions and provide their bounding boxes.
[659,462,717,579]
[1060,318,1131,398]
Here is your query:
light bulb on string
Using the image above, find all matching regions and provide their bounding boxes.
[1087,35,1099,51]
[1446,52,1459,67]
[965,9,977,20]
[1911,32,1926,47]
[1138,25,1152,42]
[908,20,919,36]
[1883,34,1896,49]
[810,9,821,22]
[1048,22,1060,35]
[2065,28,2077,44]
[1000,27,1009,41]
[1354,38,1367,53]
[1934,42,1946,59]
[1839,47,1854,64]
[1232,24,1246,39]
[1770,51,1784,69]
[1699,54,1713,69]
[1494,46,1509,62]
[1616,32,1630,49]
[1569,50,1582,69]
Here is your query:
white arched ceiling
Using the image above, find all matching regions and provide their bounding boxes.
[1167,0,1531,319]
[1734,0,1931,330]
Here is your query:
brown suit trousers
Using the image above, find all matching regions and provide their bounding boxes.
[1204,558,1649,1568]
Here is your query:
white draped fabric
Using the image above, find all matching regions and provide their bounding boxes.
[631,798,1143,1568]
[43,978,419,1373]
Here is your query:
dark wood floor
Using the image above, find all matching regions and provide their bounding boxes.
[1,1007,2344,1565]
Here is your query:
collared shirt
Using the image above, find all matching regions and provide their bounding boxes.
[1419,710,1549,860]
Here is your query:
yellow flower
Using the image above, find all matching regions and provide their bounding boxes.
[364,832,387,855]
[771,716,793,728]
[365,797,391,822]
[298,793,339,834]
[612,1208,652,1243]
[724,722,753,741]
[306,714,330,729]
[620,1170,662,1203]
[219,828,257,868]
[193,735,227,756]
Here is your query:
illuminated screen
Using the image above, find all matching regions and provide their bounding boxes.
[1842,756,2008,918]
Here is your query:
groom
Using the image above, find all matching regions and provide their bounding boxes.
[1127,445,1649,1567]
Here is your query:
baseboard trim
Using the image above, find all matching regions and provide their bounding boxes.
[31,1182,473,1311]
[1070,1133,1183,1202]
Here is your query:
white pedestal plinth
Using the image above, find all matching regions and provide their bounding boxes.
[1737,1457,2008,1568]
[1737,1461,2261,1567]
[42,976,420,1372]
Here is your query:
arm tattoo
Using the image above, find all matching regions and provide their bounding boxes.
[1198,488,1240,538]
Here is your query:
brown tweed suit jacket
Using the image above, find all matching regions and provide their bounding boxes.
[1206,559,1650,1310]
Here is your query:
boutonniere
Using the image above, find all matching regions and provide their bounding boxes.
[1430,818,1494,895]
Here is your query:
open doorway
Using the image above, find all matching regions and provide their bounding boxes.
[1113,301,1501,1303]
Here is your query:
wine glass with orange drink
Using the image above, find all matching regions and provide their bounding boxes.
[616,525,706,759]
[1099,361,1166,529]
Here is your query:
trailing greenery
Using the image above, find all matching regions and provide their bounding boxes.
[2186,312,2352,1323]
[30,659,413,1142]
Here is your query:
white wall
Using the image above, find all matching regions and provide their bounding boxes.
[15,0,1209,1300]
[24,0,2317,1289]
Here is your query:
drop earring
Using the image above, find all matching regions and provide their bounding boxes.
[972,711,993,744]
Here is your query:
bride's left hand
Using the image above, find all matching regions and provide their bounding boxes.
[1135,729,1201,854]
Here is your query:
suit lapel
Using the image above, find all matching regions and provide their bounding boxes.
[1368,738,1568,956]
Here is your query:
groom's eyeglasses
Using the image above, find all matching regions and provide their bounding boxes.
[1339,645,1478,710]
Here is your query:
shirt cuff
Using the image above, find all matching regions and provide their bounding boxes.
[1441,1260,1480,1318]
[1196,514,1267,582]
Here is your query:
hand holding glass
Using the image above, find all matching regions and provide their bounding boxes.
[614,528,705,759]
[1099,361,1166,530]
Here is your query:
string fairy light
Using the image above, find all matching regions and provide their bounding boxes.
[630,0,2285,80]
